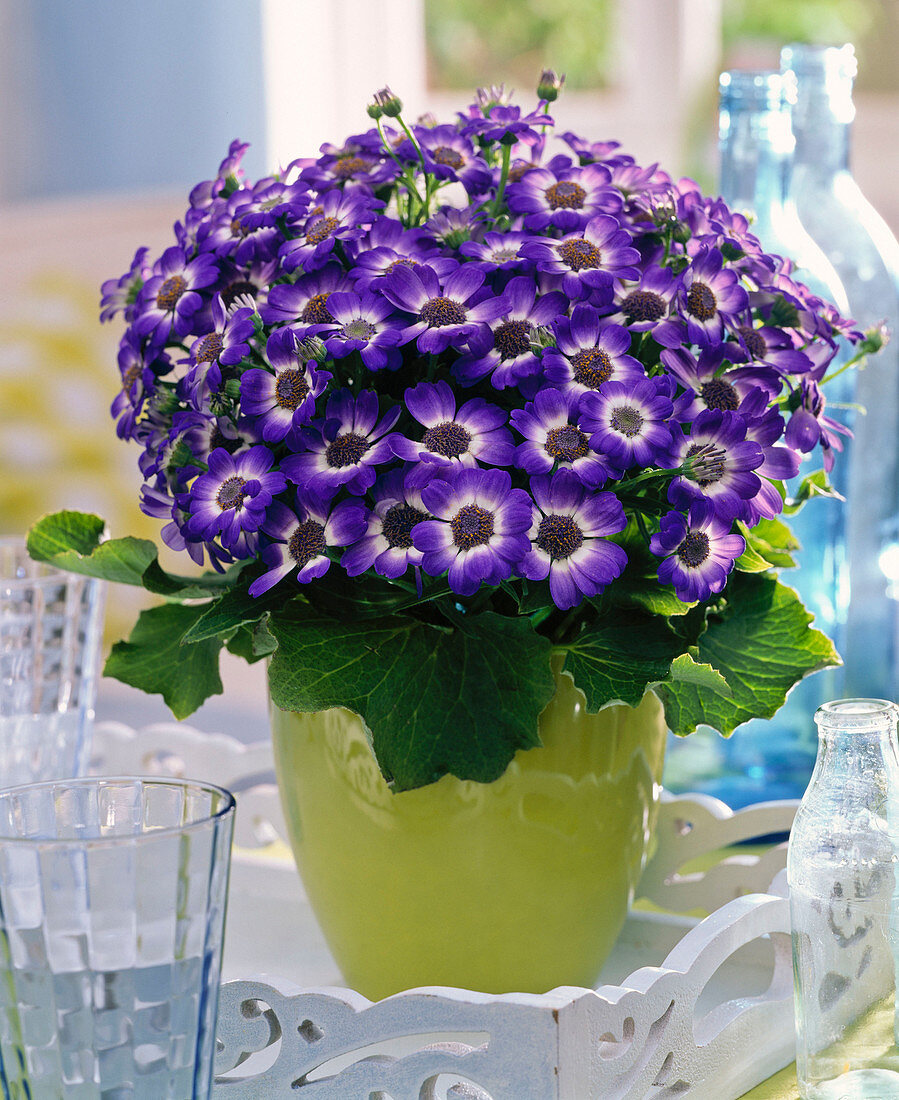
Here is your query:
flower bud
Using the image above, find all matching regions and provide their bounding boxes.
[297,335,328,363]
[372,87,403,118]
[537,69,565,102]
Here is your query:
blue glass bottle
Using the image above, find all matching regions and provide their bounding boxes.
[663,71,852,808]
[782,43,899,704]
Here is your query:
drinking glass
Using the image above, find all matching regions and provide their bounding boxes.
[0,776,235,1098]
[0,537,105,786]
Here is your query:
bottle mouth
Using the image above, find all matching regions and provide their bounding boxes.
[815,698,899,731]
[719,69,796,111]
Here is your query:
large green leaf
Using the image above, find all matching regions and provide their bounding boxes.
[267,609,555,791]
[180,584,287,643]
[104,603,225,718]
[657,571,840,737]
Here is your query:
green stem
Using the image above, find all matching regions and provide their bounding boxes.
[492,144,512,218]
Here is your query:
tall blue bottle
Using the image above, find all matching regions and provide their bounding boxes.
[663,70,852,808]
[782,42,899,704]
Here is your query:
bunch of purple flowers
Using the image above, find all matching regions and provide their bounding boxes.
[69,78,874,788]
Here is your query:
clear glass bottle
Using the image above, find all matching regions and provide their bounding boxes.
[664,71,852,809]
[782,42,899,704]
[788,698,899,1099]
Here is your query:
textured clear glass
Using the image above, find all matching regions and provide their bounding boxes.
[0,538,105,787]
[788,700,899,1098]
[0,776,235,1098]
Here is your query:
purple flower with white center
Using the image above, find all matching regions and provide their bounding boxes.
[100,247,152,323]
[726,319,815,375]
[560,132,621,164]
[543,305,645,400]
[511,387,614,488]
[461,102,553,147]
[348,217,454,288]
[405,126,493,196]
[459,231,532,272]
[381,263,506,355]
[279,188,379,272]
[316,290,405,371]
[300,137,399,191]
[141,483,235,570]
[425,205,488,248]
[453,276,567,388]
[785,378,852,473]
[281,388,401,497]
[235,178,312,231]
[248,490,368,596]
[111,330,170,441]
[668,410,764,521]
[181,297,255,409]
[342,469,431,579]
[657,246,749,348]
[132,246,219,339]
[606,264,678,336]
[520,470,628,610]
[390,380,515,472]
[506,163,622,232]
[412,467,533,596]
[520,214,640,300]
[650,500,746,602]
[166,410,259,478]
[579,378,676,469]
[240,330,332,443]
[660,346,782,423]
[185,445,287,551]
[259,263,353,327]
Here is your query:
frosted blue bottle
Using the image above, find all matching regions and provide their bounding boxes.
[782,42,899,704]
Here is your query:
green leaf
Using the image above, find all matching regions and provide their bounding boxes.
[656,571,840,737]
[784,470,844,514]
[733,534,776,574]
[743,516,798,569]
[303,567,450,620]
[666,651,733,696]
[562,608,691,710]
[225,619,278,662]
[612,576,697,616]
[27,512,157,586]
[140,558,247,598]
[267,609,555,791]
[180,584,286,644]
[104,603,224,718]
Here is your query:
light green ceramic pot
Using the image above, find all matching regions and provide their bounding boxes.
[270,667,667,999]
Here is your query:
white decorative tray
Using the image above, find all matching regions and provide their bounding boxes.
[91,720,798,1099]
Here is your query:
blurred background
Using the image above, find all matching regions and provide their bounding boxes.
[3,0,898,742]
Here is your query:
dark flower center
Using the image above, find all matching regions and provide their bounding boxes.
[508,163,535,183]
[677,530,711,567]
[737,326,767,359]
[420,296,467,327]
[326,432,369,468]
[216,475,246,511]
[572,348,613,389]
[535,514,584,560]
[157,275,187,311]
[493,320,532,360]
[275,370,310,410]
[121,364,140,391]
[196,334,224,363]
[621,290,665,323]
[700,378,740,411]
[610,406,644,436]
[557,238,601,272]
[342,318,377,340]
[334,156,369,179]
[433,146,464,170]
[545,181,587,210]
[687,282,718,321]
[386,257,418,274]
[221,280,258,309]
[305,216,340,246]
[210,425,241,453]
[450,504,495,549]
[421,420,472,458]
[685,441,727,486]
[301,292,335,325]
[288,520,327,567]
[382,502,427,549]
[544,425,590,461]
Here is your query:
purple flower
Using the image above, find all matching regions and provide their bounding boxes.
[132,246,219,339]
[726,320,814,375]
[453,276,567,388]
[111,330,170,440]
[315,290,405,370]
[406,126,493,195]
[785,379,852,473]
[348,217,454,288]
[606,264,678,336]
[461,102,553,147]
[520,214,640,299]
[279,188,378,272]
[184,446,287,551]
[240,329,332,443]
[660,346,782,423]
[668,410,764,521]
[543,305,645,400]
[391,380,515,472]
[100,247,152,323]
[657,246,749,348]
[413,467,533,596]
[281,388,400,497]
[520,470,628,610]
[506,163,622,232]
[511,387,614,487]
[650,500,746,602]
[181,297,255,409]
[579,378,675,469]
[141,483,234,570]
[248,490,367,596]
[381,263,506,355]
[259,263,352,328]
[459,231,533,273]
[742,407,802,521]
[341,469,431,579]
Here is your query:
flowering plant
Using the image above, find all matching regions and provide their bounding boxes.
[29,79,879,791]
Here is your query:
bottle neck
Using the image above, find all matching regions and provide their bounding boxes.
[812,725,899,795]
[791,92,852,176]
[719,105,793,220]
